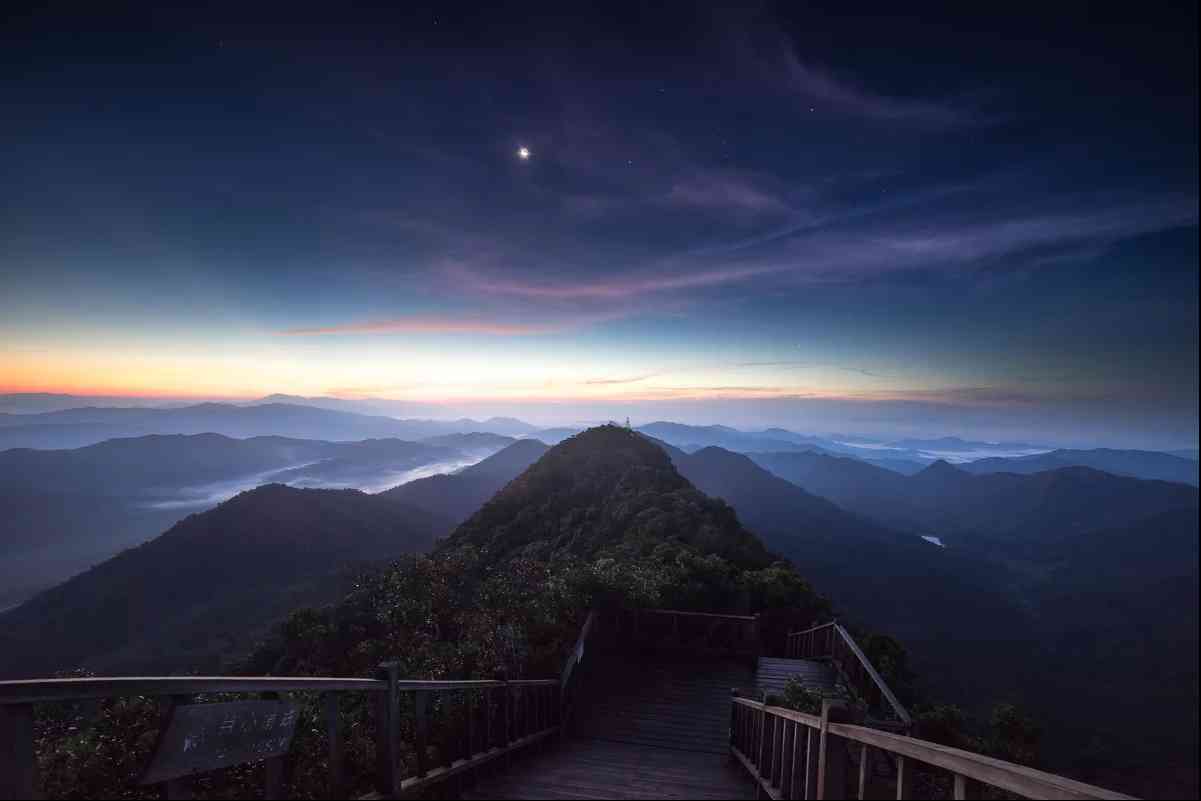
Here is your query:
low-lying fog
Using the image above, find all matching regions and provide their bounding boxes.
[138,452,489,511]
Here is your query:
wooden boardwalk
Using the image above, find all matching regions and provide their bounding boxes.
[466,652,768,798]
[462,739,754,799]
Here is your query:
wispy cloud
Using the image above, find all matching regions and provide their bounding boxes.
[779,57,981,127]
[664,171,793,216]
[446,262,783,301]
[726,19,991,128]
[735,360,888,378]
[584,372,668,385]
[281,317,557,337]
[449,193,1197,305]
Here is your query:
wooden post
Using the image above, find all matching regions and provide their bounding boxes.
[789,720,802,800]
[817,699,849,800]
[0,703,37,801]
[375,663,400,796]
[484,687,492,751]
[414,690,429,778]
[729,690,738,750]
[857,744,869,800]
[804,727,818,800]
[756,696,769,774]
[464,689,474,760]
[323,692,342,800]
[779,720,793,796]
[895,755,913,800]
[774,711,786,786]
[953,773,980,800]
[502,682,512,747]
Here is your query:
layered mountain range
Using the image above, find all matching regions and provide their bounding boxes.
[0,408,1196,795]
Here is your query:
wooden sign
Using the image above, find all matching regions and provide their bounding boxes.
[140,700,299,785]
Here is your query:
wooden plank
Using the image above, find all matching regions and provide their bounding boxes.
[139,700,299,785]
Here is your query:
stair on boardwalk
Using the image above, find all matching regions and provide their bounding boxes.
[753,656,841,700]
[463,651,757,799]
[571,653,754,755]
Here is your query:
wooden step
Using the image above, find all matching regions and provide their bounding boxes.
[753,656,841,699]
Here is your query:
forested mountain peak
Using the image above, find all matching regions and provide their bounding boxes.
[446,424,773,568]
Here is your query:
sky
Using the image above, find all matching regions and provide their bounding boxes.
[2,2,1197,448]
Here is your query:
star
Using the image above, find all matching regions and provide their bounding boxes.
[517,146,531,161]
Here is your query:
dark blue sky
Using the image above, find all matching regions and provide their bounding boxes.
[2,2,1197,447]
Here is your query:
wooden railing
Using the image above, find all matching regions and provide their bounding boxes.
[616,608,761,657]
[729,695,1135,800]
[0,672,561,800]
[558,609,596,734]
[372,669,560,798]
[787,622,910,729]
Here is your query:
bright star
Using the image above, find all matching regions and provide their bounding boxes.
[517,146,531,160]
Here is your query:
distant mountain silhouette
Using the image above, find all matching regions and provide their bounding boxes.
[636,421,827,454]
[1023,506,1199,793]
[528,426,585,444]
[380,439,549,526]
[887,436,1041,451]
[749,449,913,511]
[634,422,936,472]
[750,452,1199,546]
[0,433,494,608]
[657,442,1032,697]
[960,447,1199,486]
[0,402,535,450]
[0,484,451,678]
[418,432,517,450]
[686,440,1199,796]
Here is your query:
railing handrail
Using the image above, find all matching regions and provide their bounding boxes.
[0,675,387,704]
[642,608,759,621]
[732,695,1135,800]
[0,675,562,705]
[789,620,838,637]
[786,620,911,727]
[831,623,911,727]
[560,609,596,689]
